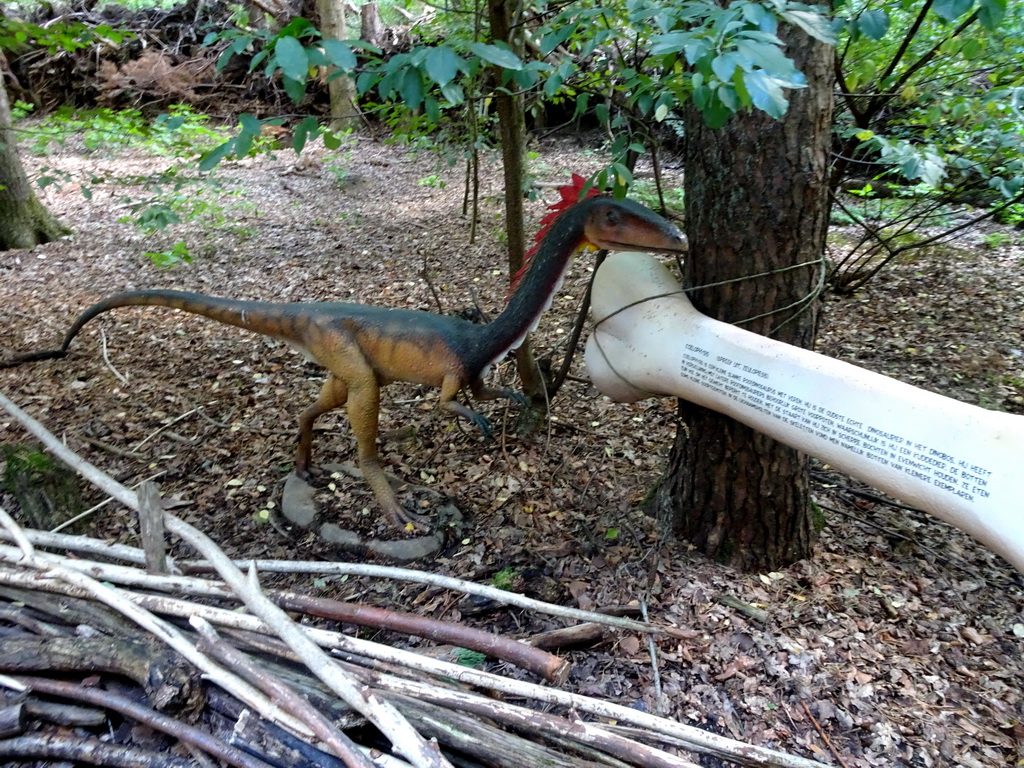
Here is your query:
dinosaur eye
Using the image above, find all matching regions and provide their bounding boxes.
[604,209,621,226]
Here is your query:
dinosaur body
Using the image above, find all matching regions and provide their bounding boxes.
[4,194,685,530]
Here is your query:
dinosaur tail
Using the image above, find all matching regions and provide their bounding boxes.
[54,290,290,353]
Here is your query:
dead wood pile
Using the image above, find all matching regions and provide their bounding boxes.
[0,390,833,768]
[3,0,328,115]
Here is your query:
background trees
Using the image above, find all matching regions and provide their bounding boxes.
[0,78,69,249]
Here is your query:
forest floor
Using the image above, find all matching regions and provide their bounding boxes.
[1,133,1023,767]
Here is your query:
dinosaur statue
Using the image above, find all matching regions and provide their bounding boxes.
[3,192,685,531]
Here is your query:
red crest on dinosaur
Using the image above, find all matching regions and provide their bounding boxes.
[509,173,601,294]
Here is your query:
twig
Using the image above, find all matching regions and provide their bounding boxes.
[0,538,312,741]
[717,594,769,624]
[81,436,146,460]
[163,513,452,768]
[137,481,168,574]
[339,662,701,768]
[0,733,190,768]
[800,701,851,768]
[0,557,829,768]
[0,390,666,636]
[0,544,564,680]
[0,390,830,767]
[193,619,374,768]
[0,508,34,557]
[133,406,204,451]
[13,676,271,768]
[273,590,569,683]
[50,470,168,534]
[640,598,663,712]
[99,326,129,385]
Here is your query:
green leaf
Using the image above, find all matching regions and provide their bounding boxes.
[540,25,576,56]
[356,70,379,96]
[293,116,319,153]
[323,38,356,71]
[399,68,424,110]
[275,36,309,81]
[711,52,737,83]
[932,0,974,21]
[779,9,836,44]
[543,71,564,98]
[283,76,307,103]
[425,45,461,86]
[199,139,235,172]
[467,42,523,71]
[743,70,788,118]
[440,81,464,105]
[977,0,1007,28]
[323,131,342,150]
[856,10,889,40]
[424,94,441,122]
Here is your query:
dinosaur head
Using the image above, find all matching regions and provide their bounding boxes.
[581,196,687,255]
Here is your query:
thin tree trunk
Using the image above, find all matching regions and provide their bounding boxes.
[317,0,361,133]
[0,80,71,250]
[486,0,545,405]
[653,29,833,570]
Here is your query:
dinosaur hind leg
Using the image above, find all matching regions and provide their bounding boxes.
[345,379,429,532]
[296,375,348,476]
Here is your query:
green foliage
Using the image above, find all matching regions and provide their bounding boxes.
[491,567,517,590]
[15,105,225,158]
[453,648,487,667]
[201,1,834,179]
[1,444,82,530]
[834,0,1024,198]
[827,0,1024,288]
[144,240,193,268]
[0,16,130,55]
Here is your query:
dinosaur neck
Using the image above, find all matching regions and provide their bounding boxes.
[467,201,592,375]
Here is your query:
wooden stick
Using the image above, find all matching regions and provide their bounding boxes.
[162,512,452,768]
[12,676,268,768]
[193,619,375,768]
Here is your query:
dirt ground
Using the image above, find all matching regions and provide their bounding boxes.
[1,133,1023,767]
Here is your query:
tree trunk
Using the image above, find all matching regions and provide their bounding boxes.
[653,30,834,570]
[0,80,71,250]
[486,0,545,405]
[316,0,361,133]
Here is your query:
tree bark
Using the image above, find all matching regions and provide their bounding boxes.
[316,0,361,132]
[0,79,71,250]
[486,0,545,405]
[653,29,834,570]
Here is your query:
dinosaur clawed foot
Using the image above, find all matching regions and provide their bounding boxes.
[386,505,431,534]
[504,390,529,408]
[468,412,493,439]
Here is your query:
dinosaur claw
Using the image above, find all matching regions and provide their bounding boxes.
[389,507,431,533]
[470,412,492,438]
[507,390,529,408]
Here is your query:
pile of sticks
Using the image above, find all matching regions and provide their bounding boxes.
[0,391,829,768]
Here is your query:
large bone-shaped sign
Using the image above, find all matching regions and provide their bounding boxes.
[585,252,1024,573]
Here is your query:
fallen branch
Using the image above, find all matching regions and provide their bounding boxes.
[193,619,374,768]
[0,543,565,681]
[162,511,452,768]
[9,676,269,768]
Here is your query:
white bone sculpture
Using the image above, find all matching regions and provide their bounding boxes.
[585,252,1024,574]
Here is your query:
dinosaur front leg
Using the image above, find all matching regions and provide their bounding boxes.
[346,381,429,532]
[439,374,495,436]
[296,375,349,477]
[471,381,529,408]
